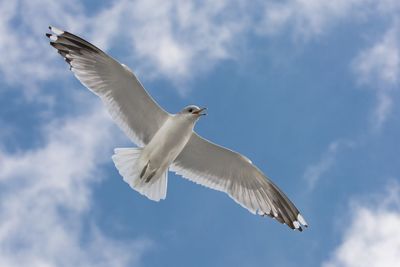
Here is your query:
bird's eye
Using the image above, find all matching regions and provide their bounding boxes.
[188,108,193,113]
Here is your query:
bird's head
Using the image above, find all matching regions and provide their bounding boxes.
[179,105,207,120]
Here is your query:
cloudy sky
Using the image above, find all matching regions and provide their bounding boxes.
[1,0,400,266]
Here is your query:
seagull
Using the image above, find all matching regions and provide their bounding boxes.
[46,26,308,231]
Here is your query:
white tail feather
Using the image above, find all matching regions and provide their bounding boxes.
[112,147,168,201]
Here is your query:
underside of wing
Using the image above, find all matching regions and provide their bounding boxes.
[171,133,308,231]
[46,26,169,146]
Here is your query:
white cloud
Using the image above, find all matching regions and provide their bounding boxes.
[0,102,151,267]
[86,0,246,91]
[258,0,368,38]
[0,0,247,96]
[323,181,400,267]
[352,23,400,130]
[353,25,400,86]
[0,0,84,93]
[1,0,398,97]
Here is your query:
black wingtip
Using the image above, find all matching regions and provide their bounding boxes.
[45,33,51,38]
[49,42,60,50]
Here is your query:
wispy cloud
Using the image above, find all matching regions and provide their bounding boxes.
[258,0,369,39]
[72,0,248,92]
[373,92,394,130]
[353,24,400,86]
[0,102,151,266]
[258,0,400,39]
[1,0,398,97]
[0,0,248,96]
[258,1,399,131]
[303,140,354,191]
[352,23,400,130]
[0,0,81,91]
[322,181,400,267]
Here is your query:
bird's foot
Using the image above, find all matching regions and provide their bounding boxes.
[145,170,157,183]
[140,162,150,179]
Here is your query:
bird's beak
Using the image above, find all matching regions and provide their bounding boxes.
[193,107,207,116]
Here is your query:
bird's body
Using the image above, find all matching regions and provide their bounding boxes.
[46,26,308,231]
[138,114,196,183]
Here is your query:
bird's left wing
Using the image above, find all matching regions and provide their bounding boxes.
[171,133,308,231]
[46,26,169,146]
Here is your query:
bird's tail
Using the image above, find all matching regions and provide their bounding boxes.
[112,147,168,201]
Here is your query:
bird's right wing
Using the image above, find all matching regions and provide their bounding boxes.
[46,26,169,146]
[171,133,307,231]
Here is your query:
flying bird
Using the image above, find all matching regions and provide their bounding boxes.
[46,26,308,231]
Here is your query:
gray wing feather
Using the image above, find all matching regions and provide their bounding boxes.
[171,133,308,231]
[47,26,169,146]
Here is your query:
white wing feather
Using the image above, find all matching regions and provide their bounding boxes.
[171,133,308,231]
[47,26,169,146]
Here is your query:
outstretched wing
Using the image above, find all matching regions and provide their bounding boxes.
[171,133,308,231]
[46,26,169,146]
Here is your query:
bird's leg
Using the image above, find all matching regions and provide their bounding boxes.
[145,170,157,183]
[140,161,157,182]
[140,162,150,179]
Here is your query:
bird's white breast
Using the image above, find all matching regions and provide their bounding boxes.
[141,115,195,172]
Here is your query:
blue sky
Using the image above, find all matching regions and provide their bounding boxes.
[1,1,400,266]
